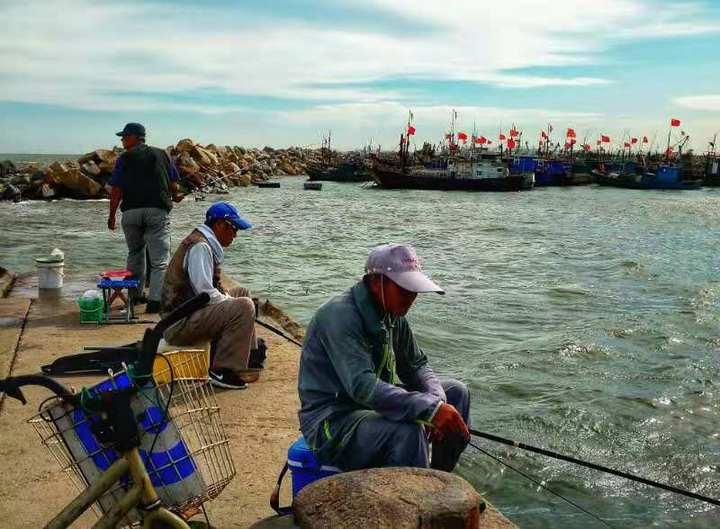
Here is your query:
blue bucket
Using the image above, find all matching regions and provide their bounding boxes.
[287,436,340,497]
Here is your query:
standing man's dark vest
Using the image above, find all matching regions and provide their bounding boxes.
[119,144,173,212]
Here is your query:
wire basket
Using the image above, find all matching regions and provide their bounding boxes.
[28,349,236,527]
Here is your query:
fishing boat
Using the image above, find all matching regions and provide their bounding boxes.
[306,160,369,182]
[534,159,574,186]
[509,156,536,189]
[306,132,370,182]
[371,155,525,191]
[595,164,702,190]
[705,155,720,186]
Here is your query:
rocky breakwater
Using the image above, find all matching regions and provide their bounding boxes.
[0,140,315,201]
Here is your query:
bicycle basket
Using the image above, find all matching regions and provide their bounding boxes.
[28,349,236,527]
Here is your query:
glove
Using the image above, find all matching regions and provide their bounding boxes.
[430,403,470,443]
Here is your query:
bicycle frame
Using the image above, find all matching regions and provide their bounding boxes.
[46,446,190,529]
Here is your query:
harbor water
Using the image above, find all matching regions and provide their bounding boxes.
[1,176,718,528]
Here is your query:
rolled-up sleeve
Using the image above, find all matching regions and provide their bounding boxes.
[318,309,441,423]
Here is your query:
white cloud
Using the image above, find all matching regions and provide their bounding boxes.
[674,95,720,112]
[0,0,717,114]
[1,0,720,152]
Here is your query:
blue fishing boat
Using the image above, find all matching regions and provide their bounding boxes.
[596,164,702,190]
[534,159,572,186]
[510,156,536,189]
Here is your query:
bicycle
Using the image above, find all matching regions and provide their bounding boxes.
[0,293,236,529]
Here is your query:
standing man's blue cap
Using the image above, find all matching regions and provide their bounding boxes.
[116,122,146,137]
[206,202,252,230]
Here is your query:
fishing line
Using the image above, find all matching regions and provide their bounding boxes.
[468,440,616,529]
[470,428,720,507]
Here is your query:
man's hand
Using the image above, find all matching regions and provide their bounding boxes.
[107,216,116,231]
[430,403,469,443]
[172,193,185,203]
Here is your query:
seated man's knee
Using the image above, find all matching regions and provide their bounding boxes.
[232,297,256,319]
[443,378,469,403]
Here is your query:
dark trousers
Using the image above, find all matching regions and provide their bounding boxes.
[332,379,471,472]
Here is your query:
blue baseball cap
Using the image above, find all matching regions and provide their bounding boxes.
[206,202,252,230]
[116,122,146,137]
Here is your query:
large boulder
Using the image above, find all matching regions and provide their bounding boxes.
[190,145,218,167]
[47,164,103,198]
[294,467,493,529]
[176,138,195,154]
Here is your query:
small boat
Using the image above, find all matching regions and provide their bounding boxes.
[303,181,322,191]
[257,182,281,188]
[596,164,702,190]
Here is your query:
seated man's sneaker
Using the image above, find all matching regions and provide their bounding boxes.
[209,368,248,390]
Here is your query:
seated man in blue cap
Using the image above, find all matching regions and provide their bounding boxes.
[160,202,259,390]
[298,243,470,471]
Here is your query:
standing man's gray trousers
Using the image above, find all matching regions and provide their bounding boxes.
[121,207,171,302]
[329,379,471,471]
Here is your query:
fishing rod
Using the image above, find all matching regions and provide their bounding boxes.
[468,440,615,529]
[255,317,303,347]
[469,428,720,507]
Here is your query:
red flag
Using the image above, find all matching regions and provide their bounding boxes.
[569,138,576,145]
[596,140,601,146]
[476,136,487,145]
[407,125,416,136]
[564,142,571,150]
[510,127,519,138]
[670,118,681,127]
[487,140,493,144]
[499,133,506,141]
[631,137,638,144]
[624,142,631,148]
[458,132,468,141]
[665,147,674,156]
[601,135,610,143]
[642,136,649,143]
[507,138,516,149]
[541,130,548,139]
[566,128,576,138]
[583,144,591,151]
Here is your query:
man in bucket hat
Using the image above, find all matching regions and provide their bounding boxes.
[298,243,470,471]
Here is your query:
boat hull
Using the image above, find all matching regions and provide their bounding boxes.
[306,163,369,182]
[371,167,525,191]
[595,174,702,190]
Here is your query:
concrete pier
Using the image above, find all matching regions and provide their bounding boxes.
[0,278,517,528]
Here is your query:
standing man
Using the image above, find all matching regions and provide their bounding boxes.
[298,243,471,472]
[161,202,259,390]
[107,123,182,313]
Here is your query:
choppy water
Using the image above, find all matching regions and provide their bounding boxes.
[1,174,719,528]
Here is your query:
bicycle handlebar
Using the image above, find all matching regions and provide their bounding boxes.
[0,374,75,405]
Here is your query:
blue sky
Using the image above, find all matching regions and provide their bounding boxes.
[1,0,719,153]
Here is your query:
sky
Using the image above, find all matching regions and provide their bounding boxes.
[1,0,720,153]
